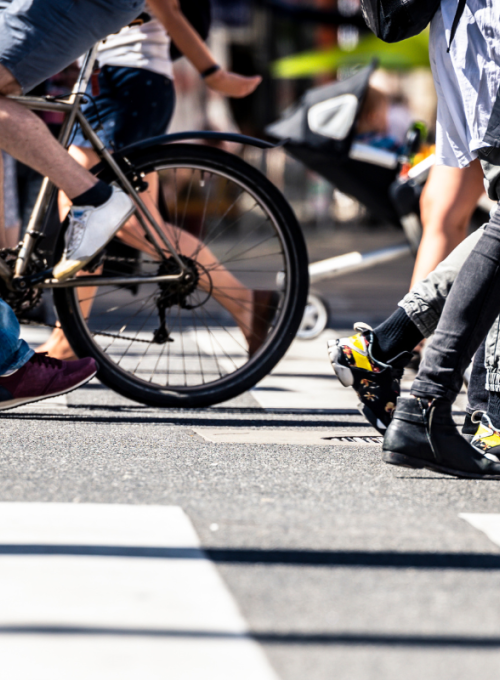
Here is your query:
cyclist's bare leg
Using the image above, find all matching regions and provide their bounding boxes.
[66,148,253,330]
[0,65,97,199]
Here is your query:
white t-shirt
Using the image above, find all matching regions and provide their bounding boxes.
[430,0,500,168]
[97,12,174,80]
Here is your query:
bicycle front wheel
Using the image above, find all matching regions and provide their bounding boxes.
[54,144,309,408]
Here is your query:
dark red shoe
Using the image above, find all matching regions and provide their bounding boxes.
[0,353,97,410]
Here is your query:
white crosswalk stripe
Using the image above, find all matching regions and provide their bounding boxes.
[0,504,278,680]
[460,513,500,548]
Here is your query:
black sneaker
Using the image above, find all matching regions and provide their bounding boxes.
[327,326,411,434]
[382,397,500,478]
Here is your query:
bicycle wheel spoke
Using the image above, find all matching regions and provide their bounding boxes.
[190,306,206,385]
[190,304,237,374]
[176,303,187,387]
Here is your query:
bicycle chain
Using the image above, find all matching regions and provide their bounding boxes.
[17,253,209,345]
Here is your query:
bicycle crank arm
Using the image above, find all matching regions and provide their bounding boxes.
[37,272,185,288]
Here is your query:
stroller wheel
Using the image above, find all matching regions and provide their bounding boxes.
[297,294,329,340]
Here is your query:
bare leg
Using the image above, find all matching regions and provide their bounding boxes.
[410,160,485,287]
[0,65,96,199]
[4,224,20,249]
[0,151,5,249]
[116,172,254,336]
[40,146,255,359]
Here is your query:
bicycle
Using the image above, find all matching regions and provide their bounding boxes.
[0,42,309,408]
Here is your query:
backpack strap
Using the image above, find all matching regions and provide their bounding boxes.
[447,0,467,52]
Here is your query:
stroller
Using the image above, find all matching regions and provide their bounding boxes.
[265,62,490,338]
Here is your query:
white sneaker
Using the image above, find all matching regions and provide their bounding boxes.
[53,186,134,281]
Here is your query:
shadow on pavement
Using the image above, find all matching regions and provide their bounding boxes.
[0,544,499,569]
[0,625,499,647]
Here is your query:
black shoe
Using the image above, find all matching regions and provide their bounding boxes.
[382,397,500,478]
[328,326,412,434]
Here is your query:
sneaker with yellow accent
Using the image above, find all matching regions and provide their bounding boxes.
[327,326,412,434]
[471,413,500,461]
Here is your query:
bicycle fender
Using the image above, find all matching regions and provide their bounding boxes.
[114,131,275,158]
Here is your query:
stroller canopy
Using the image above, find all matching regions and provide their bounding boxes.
[266,61,376,157]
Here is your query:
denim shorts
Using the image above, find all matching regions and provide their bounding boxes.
[0,0,145,93]
[72,66,175,150]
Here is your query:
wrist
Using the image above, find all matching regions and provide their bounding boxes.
[201,64,221,79]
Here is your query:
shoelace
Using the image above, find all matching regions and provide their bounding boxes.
[66,211,89,254]
[30,352,64,369]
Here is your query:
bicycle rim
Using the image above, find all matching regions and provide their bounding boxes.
[54,145,308,407]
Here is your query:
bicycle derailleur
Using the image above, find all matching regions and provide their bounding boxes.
[0,245,46,318]
[152,254,211,344]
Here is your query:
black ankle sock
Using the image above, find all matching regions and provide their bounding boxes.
[72,181,112,208]
[487,391,500,426]
[372,307,424,363]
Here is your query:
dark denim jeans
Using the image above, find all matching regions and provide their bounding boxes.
[412,205,500,402]
[0,299,33,374]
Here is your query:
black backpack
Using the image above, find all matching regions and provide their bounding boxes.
[360,0,466,45]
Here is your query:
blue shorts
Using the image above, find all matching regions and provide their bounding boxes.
[72,66,175,150]
[0,0,144,93]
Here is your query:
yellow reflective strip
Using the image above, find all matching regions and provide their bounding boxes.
[351,349,372,372]
[351,334,366,352]
[476,424,491,438]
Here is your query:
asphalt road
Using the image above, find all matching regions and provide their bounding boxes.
[2,316,500,679]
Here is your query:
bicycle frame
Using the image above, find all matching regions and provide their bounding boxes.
[9,44,187,289]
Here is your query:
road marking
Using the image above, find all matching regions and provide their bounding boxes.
[194,429,379,445]
[251,331,360,410]
[0,503,278,680]
[20,326,52,347]
[460,513,500,548]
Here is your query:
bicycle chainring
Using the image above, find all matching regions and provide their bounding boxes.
[0,246,45,317]
[152,255,211,344]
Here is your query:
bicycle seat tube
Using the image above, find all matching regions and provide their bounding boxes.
[12,46,100,278]
[11,44,185,279]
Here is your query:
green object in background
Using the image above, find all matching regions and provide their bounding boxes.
[272,31,430,78]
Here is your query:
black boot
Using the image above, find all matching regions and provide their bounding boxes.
[382,397,500,478]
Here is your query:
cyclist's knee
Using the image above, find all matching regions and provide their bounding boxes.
[0,64,22,96]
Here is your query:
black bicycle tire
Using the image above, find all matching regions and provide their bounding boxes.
[53,143,309,408]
